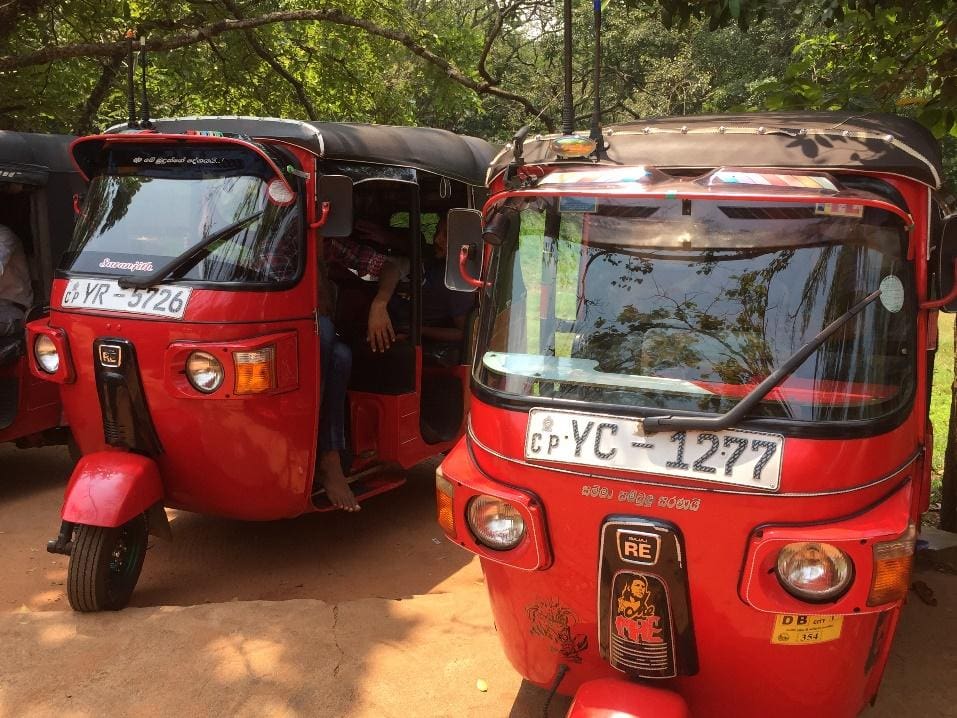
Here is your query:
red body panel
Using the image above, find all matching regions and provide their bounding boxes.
[443,399,917,717]
[50,291,319,520]
[567,679,691,718]
[48,222,323,518]
[0,355,62,443]
[62,451,163,526]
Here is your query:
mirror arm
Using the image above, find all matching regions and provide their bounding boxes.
[459,245,487,288]
[310,201,331,231]
[921,258,957,310]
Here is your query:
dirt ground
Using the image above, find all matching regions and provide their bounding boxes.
[1,443,955,717]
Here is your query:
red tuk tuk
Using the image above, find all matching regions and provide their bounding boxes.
[28,117,497,611]
[436,112,955,717]
[0,132,84,451]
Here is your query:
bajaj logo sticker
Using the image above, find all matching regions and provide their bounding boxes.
[98,344,122,368]
[617,530,660,565]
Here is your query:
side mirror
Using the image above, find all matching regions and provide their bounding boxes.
[316,174,353,238]
[445,208,485,292]
[929,215,957,312]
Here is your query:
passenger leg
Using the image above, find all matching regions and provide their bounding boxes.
[317,316,360,512]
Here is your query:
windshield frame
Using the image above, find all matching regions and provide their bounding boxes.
[57,137,307,292]
[470,188,918,440]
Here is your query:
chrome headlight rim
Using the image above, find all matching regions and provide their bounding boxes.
[185,350,224,394]
[466,494,526,551]
[775,541,855,603]
[34,335,60,374]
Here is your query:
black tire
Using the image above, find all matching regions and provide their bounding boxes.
[67,434,82,464]
[67,514,149,612]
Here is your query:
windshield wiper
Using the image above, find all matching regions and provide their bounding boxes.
[641,288,884,433]
[117,211,264,290]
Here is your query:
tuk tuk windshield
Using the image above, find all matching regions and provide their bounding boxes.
[476,196,914,425]
[62,143,302,285]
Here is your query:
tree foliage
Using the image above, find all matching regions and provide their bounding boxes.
[0,0,954,178]
[755,0,957,182]
[0,0,800,139]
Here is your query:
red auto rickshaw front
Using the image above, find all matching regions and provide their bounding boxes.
[435,112,948,717]
[439,399,919,717]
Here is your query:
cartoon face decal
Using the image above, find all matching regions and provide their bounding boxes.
[527,598,589,663]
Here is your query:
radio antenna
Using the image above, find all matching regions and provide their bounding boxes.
[561,0,574,135]
[125,29,137,128]
[589,0,605,156]
[139,36,153,129]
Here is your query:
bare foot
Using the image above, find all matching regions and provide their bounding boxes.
[319,452,360,512]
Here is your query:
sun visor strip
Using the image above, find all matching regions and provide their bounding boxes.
[69,134,294,196]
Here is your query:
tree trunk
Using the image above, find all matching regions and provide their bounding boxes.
[940,317,957,531]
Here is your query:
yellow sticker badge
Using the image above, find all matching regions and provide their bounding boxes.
[771,614,843,645]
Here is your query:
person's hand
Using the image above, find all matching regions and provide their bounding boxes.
[367,298,395,352]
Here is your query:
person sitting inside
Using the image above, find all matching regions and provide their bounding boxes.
[0,221,32,340]
[315,221,408,511]
[419,216,475,345]
[315,214,474,508]
[325,218,409,352]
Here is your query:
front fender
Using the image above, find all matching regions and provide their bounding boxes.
[61,451,164,527]
[567,678,691,718]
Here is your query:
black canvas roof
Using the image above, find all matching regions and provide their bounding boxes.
[0,131,76,184]
[491,112,944,188]
[102,117,498,186]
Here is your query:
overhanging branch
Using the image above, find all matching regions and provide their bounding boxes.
[0,7,551,126]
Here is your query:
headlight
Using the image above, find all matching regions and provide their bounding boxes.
[776,542,854,602]
[467,494,525,550]
[34,335,60,374]
[186,351,224,393]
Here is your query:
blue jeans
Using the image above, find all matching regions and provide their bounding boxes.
[318,316,352,453]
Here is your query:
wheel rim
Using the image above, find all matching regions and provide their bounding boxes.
[107,522,146,600]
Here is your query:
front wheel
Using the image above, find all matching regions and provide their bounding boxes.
[67,514,148,612]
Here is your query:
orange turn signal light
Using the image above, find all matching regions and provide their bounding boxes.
[867,523,917,606]
[233,346,276,394]
[435,468,455,537]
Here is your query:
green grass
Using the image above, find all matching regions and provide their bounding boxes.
[931,313,955,492]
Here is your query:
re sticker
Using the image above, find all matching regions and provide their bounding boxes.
[772,614,843,645]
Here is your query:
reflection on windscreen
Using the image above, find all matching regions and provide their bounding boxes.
[476,197,914,424]
[63,144,302,284]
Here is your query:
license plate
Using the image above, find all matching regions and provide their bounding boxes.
[61,278,191,319]
[525,409,783,490]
